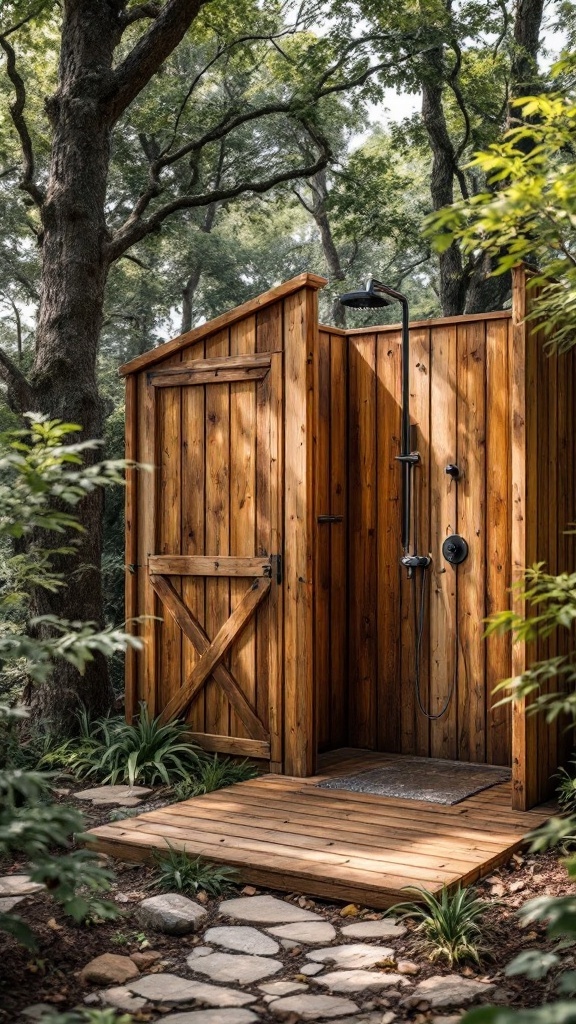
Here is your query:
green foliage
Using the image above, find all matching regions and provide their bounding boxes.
[390,885,489,966]
[41,704,201,787]
[557,760,576,815]
[0,705,119,950]
[172,754,259,800]
[152,842,238,897]
[36,1011,133,1024]
[426,68,576,352]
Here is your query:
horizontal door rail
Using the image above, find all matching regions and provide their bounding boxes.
[148,555,271,577]
[148,353,272,387]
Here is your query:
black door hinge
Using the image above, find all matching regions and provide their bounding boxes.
[269,553,282,585]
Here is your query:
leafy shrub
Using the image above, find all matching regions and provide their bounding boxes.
[557,760,576,815]
[41,703,201,786]
[172,753,259,799]
[390,884,489,966]
[153,842,238,896]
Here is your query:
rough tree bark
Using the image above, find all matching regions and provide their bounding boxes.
[181,202,219,334]
[296,170,347,327]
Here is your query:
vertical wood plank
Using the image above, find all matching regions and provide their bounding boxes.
[124,374,138,722]
[411,328,432,756]
[457,321,486,763]
[181,339,207,734]
[376,331,402,752]
[204,328,231,737]
[283,288,316,775]
[157,359,182,710]
[256,304,284,770]
[137,370,157,718]
[315,330,332,751]
[486,320,512,765]
[330,332,348,750]
[429,325,458,759]
[348,334,377,750]
[229,316,257,739]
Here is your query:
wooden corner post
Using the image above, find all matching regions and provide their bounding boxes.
[283,285,318,776]
[510,264,538,810]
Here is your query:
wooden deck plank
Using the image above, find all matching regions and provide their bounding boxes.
[85,752,550,909]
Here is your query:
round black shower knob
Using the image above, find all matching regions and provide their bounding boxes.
[442,534,469,565]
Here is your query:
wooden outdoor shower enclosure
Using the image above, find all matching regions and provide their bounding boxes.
[121,265,576,811]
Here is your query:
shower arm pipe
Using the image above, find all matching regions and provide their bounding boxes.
[369,281,415,553]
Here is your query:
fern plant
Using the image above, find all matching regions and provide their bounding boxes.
[42,703,201,787]
[153,842,238,896]
[172,753,259,799]
[390,885,489,966]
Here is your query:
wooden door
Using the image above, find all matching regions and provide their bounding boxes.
[147,350,283,767]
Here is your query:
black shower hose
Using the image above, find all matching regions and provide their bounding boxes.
[414,565,458,720]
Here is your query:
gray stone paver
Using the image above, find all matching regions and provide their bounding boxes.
[340,919,407,939]
[0,874,44,897]
[99,985,148,1012]
[307,943,395,969]
[299,963,323,976]
[401,974,497,1009]
[187,950,283,984]
[259,981,309,996]
[137,893,207,934]
[266,921,336,944]
[205,925,280,956]
[127,973,255,1006]
[75,784,152,806]
[159,1011,258,1024]
[268,993,358,1019]
[219,894,320,924]
[0,895,27,913]
[314,969,409,993]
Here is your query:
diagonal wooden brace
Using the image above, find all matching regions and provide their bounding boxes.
[150,574,270,737]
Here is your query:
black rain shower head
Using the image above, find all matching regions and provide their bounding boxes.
[339,278,397,309]
[339,288,392,309]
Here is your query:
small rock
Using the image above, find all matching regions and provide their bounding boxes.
[159,1012,258,1024]
[308,944,395,970]
[242,885,258,896]
[259,981,309,996]
[81,953,140,986]
[0,874,44,897]
[0,895,27,913]
[266,921,337,945]
[401,975,496,1010]
[490,883,505,897]
[83,993,101,1006]
[115,893,130,904]
[137,893,207,935]
[432,1017,462,1024]
[341,920,407,940]
[509,880,526,893]
[127,973,256,1007]
[280,938,300,950]
[315,970,408,993]
[397,960,420,975]
[269,994,358,1019]
[196,891,209,904]
[75,784,152,806]
[130,950,162,969]
[21,1005,54,1021]
[381,1014,396,1024]
[300,963,323,976]
[188,946,215,959]
[340,904,360,918]
[204,925,280,956]
[219,894,320,924]
[99,985,148,1012]
[187,950,283,984]
[52,787,71,796]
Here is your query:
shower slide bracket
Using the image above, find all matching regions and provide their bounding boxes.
[395,451,421,466]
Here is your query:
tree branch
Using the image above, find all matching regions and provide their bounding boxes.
[106,147,331,261]
[106,0,208,122]
[0,344,34,412]
[120,2,162,28]
[0,33,45,208]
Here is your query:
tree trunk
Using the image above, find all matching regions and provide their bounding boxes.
[180,202,219,334]
[26,2,122,733]
[300,171,347,327]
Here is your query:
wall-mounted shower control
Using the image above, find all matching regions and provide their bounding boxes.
[445,463,461,480]
[442,534,469,565]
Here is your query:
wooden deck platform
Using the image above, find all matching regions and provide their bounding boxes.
[85,750,552,909]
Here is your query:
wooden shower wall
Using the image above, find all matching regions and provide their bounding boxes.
[315,312,514,766]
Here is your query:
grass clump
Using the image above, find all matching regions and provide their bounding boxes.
[41,703,201,787]
[173,753,259,800]
[390,884,489,966]
[153,842,238,897]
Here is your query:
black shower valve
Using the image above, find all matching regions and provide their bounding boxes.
[442,534,469,565]
[445,463,461,479]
